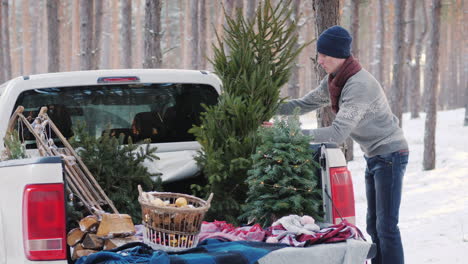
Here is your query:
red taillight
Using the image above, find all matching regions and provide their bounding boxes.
[22,184,66,260]
[329,167,356,224]
[97,76,140,83]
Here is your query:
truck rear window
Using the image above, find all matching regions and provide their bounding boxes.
[13,83,218,147]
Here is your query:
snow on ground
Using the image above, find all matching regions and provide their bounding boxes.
[302,108,468,263]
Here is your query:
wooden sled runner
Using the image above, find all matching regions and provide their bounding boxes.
[7,105,118,215]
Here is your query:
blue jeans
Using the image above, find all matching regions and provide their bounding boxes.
[365,150,409,264]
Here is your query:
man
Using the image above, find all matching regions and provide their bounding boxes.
[276,25,408,264]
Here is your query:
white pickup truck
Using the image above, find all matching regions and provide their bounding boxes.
[0,69,357,263]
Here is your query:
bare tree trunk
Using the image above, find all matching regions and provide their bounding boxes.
[59,0,71,71]
[120,0,132,68]
[438,19,448,110]
[39,1,47,73]
[47,0,60,73]
[373,0,386,86]
[222,0,235,55]
[287,0,301,99]
[462,0,468,125]
[235,0,243,10]
[10,0,21,77]
[92,0,104,70]
[312,0,340,128]
[0,2,4,83]
[455,0,463,108]
[349,0,359,57]
[465,84,468,126]
[79,0,93,70]
[189,0,200,69]
[303,2,315,95]
[31,0,42,73]
[162,0,170,68]
[178,0,186,68]
[199,0,207,69]
[1,0,12,80]
[206,0,217,71]
[224,0,235,18]
[101,0,111,69]
[411,0,427,119]
[383,0,394,96]
[143,0,162,68]
[448,2,459,109]
[404,0,416,113]
[423,0,442,171]
[366,0,375,73]
[22,0,32,75]
[71,0,80,70]
[389,0,406,127]
[134,0,143,68]
[111,0,120,68]
[465,93,468,126]
[345,0,361,162]
[246,0,257,21]
[214,0,225,58]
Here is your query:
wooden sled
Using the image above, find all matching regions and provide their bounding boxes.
[7,105,118,215]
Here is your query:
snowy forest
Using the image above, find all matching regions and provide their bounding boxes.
[0,0,466,169]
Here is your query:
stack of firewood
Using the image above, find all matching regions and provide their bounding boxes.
[67,213,140,260]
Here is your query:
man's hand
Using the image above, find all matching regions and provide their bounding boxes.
[262,121,273,128]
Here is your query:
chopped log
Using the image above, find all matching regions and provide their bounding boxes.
[71,244,84,260]
[79,215,99,232]
[96,213,135,238]
[82,233,104,250]
[103,236,141,250]
[67,228,85,247]
[75,249,99,258]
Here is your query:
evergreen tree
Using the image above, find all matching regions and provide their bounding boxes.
[242,112,322,227]
[190,0,308,223]
[70,122,162,223]
[2,129,28,160]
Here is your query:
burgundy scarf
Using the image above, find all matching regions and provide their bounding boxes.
[328,56,362,113]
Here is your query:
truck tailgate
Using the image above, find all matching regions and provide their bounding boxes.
[0,156,67,264]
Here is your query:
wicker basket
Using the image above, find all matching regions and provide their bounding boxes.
[138,186,213,252]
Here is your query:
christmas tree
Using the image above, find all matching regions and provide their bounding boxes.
[190,0,308,224]
[70,122,162,223]
[241,112,323,227]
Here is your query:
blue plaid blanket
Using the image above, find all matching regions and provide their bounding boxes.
[76,239,288,264]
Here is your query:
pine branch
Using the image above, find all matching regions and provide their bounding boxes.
[69,121,161,223]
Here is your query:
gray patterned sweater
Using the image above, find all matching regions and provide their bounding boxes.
[277,69,408,157]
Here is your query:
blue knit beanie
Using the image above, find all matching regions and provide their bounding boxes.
[317,25,352,58]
